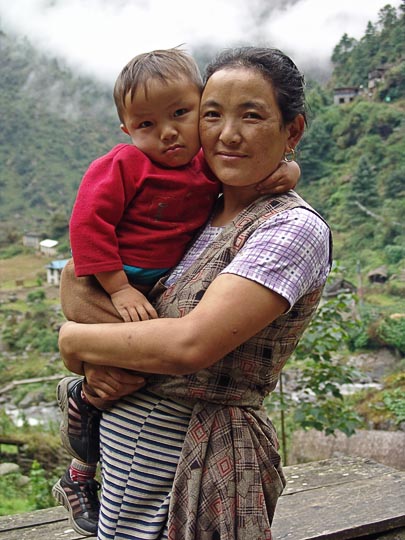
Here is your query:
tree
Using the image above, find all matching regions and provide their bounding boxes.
[331,34,357,85]
[299,119,331,182]
[331,33,356,63]
[264,267,362,463]
[376,4,401,64]
[348,155,380,221]
[377,4,398,30]
[384,166,405,198]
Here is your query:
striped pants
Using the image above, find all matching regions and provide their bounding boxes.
[98,389,193,540]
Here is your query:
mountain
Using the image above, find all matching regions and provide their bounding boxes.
[296,3,405,279]
[0,28,126,245]
[0,3,404,288]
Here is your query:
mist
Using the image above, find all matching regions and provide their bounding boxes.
[0,0,401,83]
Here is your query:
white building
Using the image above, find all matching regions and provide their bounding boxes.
[39,239,58,257]
[333,86,360,105]
[46,259,69,286]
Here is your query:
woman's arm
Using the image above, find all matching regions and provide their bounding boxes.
[59,273,289,375]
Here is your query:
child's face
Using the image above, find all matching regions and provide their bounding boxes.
[120,76,201,168]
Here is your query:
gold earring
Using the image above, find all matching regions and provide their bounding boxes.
[284,148,296,162]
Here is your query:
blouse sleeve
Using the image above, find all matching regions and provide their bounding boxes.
[220,207,331,308]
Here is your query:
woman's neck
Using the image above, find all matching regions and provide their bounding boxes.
[211,184,262,226]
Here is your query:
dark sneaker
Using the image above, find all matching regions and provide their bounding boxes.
[52,468,100,536]
[57,376,101,463]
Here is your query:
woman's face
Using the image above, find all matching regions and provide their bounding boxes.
[199,67,301,187]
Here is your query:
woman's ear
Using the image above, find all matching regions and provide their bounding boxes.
[120,123,130,135]
[286,114,305,151]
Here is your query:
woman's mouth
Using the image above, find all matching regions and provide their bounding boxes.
[216,151,246,160]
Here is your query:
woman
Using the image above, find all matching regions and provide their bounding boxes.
[59,46,332,540]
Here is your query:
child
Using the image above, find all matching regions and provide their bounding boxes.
[52,48,301,537]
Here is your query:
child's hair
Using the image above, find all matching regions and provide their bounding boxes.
[114,47,203,123]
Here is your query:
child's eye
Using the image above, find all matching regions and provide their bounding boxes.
[173,108,188,118]
[138,120,153,128]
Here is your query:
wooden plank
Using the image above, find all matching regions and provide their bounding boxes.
[0,457,404,540]
[0,520,91,540]
[0,507,95,539]
[273,460,405,540]
[281,456,398,495]
[0,506,66,530]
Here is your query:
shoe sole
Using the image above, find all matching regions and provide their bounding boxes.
[52,479,97,537]
[57,376,86,461]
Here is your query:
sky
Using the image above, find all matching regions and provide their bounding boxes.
[0,0,401,83]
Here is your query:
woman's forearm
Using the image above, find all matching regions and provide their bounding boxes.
[59,318,200,376]
[59,274,288,377]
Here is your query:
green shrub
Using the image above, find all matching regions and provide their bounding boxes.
[26,289,46,303]
[28,460,58,510]
[382,388,405,425]
[0,461,58,515]
[0,244,24,259]
[384,244,405,264]
[377,316,405,355]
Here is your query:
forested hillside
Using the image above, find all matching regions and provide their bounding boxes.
[0,29,126,247]
[0,3,404,288]
[297,3,405,283]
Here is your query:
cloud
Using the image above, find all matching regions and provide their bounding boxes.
[0,0,401,83]
[263,0,401,71]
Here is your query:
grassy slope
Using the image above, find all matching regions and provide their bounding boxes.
[0,252,56,290]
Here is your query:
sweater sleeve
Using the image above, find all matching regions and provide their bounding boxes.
[69,145,139,276]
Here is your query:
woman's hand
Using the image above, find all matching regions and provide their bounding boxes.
[83,364,146,401]
[256,160,301,195]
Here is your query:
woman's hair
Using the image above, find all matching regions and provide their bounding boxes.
[204,46,307,126]
[113,47,203,123]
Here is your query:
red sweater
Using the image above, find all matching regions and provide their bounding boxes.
[70,144,219,276]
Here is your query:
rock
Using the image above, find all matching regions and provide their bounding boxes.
[16,474,30,487]
[289,429,405,470]
[0,462,21,476]
[349,348,399,381]
[19,390,46,407]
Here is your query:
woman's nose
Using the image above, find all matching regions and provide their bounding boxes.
[218,120,241,145]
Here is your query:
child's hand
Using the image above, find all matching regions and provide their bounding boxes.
[110,284,158,322]
[257,160,301,195]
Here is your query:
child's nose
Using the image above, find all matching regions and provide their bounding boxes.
[161,123,178,141]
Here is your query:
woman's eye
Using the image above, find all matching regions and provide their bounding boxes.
[245,112,262,119]
[203,110,220,118]
[174,108,188,117]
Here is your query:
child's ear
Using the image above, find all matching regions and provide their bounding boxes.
[120,123,130,136]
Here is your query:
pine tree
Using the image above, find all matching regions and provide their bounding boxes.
[347,156,380,227]
[384,166,405,198]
